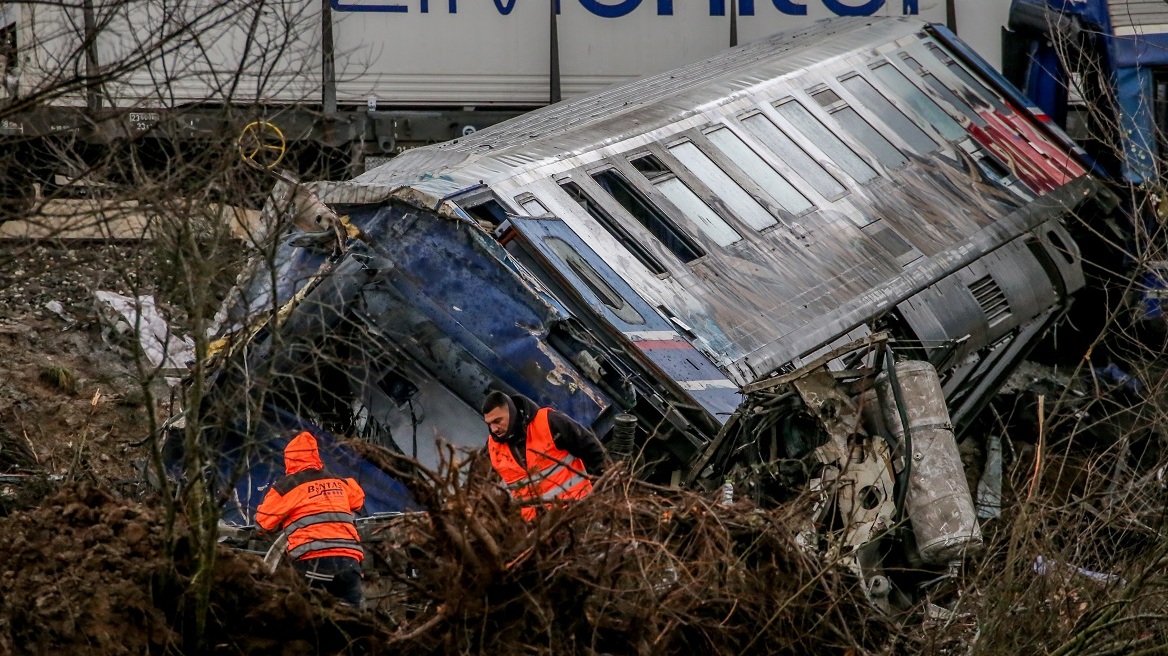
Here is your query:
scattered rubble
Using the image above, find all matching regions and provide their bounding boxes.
[94,291,194,375]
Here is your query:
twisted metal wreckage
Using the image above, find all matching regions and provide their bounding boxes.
[174,17,1118,610]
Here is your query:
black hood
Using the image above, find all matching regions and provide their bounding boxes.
[492,394,540,445]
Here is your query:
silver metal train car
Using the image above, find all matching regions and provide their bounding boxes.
[196,17,1112,598]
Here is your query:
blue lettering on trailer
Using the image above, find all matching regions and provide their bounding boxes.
[771,0,807,16]
[335,0,914,15]
[822,0,884,16]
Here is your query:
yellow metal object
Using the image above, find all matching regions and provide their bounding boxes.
[237,121,287,170]
[339,215,361,239]
[206,336,230,358]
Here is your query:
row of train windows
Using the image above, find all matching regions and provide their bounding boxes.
[522,41,1013,275]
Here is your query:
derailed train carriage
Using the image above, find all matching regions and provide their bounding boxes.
[190,17,1115,607]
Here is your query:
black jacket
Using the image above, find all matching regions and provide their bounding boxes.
[491,394,609,476]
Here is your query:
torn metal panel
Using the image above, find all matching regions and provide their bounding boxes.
[94,291,194,374]
[346,202,610,425]
[705,337,980,611]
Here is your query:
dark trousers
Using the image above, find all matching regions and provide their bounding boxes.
[293,556,364,608]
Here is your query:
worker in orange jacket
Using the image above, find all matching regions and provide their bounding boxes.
[482,391,609,520]
[256,430,366,607]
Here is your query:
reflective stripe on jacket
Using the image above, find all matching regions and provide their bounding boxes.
[488,407,594,521]
[256,431,366,562]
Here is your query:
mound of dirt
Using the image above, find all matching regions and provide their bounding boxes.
[0,243,172,487]
[0,484,390,655]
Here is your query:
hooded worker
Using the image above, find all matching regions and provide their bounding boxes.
[256,430,366,607]
[482,391,609,521]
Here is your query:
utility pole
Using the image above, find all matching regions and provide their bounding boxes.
[82,0,101,111]
[322,0,338,115]
[730,0,738,47]
[946,0,957,33]
[550,0,561,104]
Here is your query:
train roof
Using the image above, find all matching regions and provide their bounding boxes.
[321,17,924,201]
[312,15,1096,396]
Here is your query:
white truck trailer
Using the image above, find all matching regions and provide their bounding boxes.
[0,1,1002,171]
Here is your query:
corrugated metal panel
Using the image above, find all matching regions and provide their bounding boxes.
[1109,0,1168,35]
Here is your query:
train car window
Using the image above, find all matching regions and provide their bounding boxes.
[923,43,1010,114]
[704,127,814,215]
[465,200,508,227]
[1154,73,1168,163]
[559,181,669,276]
[739,113,846,198]
[631,154,742,247]
[862,220,921,267]
[774,99,879,183]
[840,72,941,152]
[544,236,646,325]
[668,141,777,231]
[518,196,549,216]
[899,54,987,127]
[867,63,966,142]
[810,89,907,169]
[590,170,707,263]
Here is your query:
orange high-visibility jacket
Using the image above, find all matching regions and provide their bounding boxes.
[256,431,366,562]
[488,407,593,521]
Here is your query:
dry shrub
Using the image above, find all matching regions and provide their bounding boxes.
[353,443,895,655]
[899,358,1168,655]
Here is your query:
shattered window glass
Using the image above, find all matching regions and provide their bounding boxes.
[703,127,813,216]
[739,113,846,199]
[667,141,778,231]
[772,100,878,184]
